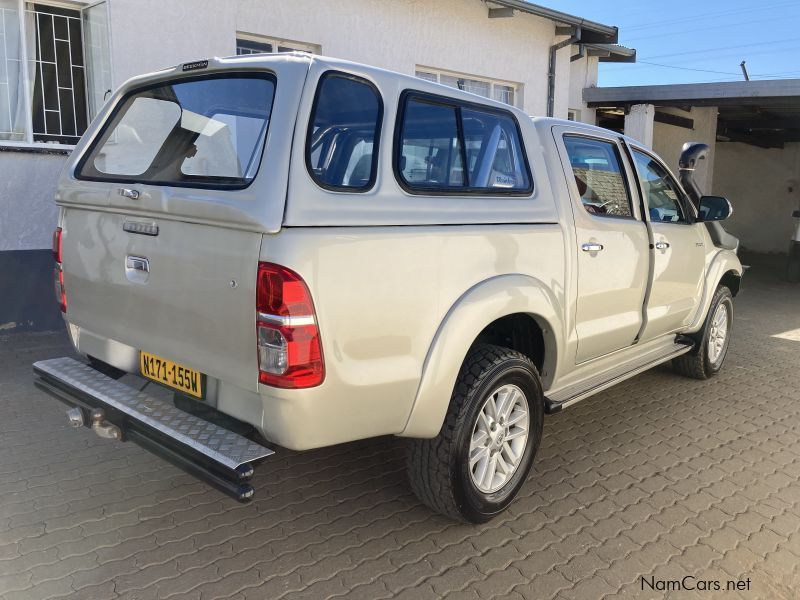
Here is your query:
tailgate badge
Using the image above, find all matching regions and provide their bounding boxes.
[182,59,208,71]
[123,221,159,236]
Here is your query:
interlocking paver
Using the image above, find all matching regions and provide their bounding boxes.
[1,257,800,599]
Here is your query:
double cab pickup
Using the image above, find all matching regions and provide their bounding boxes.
[34,53,742,522]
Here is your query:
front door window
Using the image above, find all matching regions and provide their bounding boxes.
[632,150,689,223]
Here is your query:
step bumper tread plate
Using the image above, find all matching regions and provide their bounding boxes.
[33,356,273,470]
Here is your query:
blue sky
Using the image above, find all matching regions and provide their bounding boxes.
[549,0,800,87]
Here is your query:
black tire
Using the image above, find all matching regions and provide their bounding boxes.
[672,285,733,380]
[787,243,800,283]
[406,344,544,523]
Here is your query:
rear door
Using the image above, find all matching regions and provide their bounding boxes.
[555,129,650,363]
[58,65,300,392]
[629,148,705,340]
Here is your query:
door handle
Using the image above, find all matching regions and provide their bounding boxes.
[119,187,140,200]
[655,241,670,250]
[581,243,604,252]
[126,256,149,273]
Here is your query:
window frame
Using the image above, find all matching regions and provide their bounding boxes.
[562,132,637,221]
[74,71,277,191]
[235,31,320,55]
[393,89,534,197]
[304,70,384,193]
[0,0,109,151]
[628,145,697,225]
[414,66,519,107]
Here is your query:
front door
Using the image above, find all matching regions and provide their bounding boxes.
[558,132,650,363]
[630,148,705,341]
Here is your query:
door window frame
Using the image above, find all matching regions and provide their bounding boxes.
[557,129,643,223]
[625,143,699,225]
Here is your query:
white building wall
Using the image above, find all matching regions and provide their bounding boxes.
[110,0,566,118]
[568,55,598,124]
[713,142,800,254]
[651,106,718,193]
[108,0,237,86]
[244,0,564,117]
[0,152,65,251]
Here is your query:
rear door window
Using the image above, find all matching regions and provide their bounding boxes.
[306,72,382,191]
[77,73,275,188]
[563,135,634,218]
[396,92,532,195]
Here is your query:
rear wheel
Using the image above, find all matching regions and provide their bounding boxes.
[672,285,733,379]
[406,344,544,523]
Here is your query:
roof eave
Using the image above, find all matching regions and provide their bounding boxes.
[487,0,619,43]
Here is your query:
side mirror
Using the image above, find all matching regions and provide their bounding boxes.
[698,195,733,222]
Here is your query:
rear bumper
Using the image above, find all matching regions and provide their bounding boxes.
[33,357,275,502]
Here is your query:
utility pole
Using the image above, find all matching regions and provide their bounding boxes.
[740,60,750,81]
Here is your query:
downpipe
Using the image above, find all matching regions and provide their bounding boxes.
[547,27,580,117]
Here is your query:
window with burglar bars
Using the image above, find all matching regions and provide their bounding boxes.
[235,33,320,56]
[415,67,520,107]
[30,3,86,144]
[0,0,110,147]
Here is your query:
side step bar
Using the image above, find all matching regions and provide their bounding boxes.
[33,357,274,502]
[545,341,693,413]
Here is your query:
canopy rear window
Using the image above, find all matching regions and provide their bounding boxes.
[77,73,276,189]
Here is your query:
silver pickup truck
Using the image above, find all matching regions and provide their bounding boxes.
[34,53,742,523]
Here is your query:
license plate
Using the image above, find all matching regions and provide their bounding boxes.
[140,351,203,398]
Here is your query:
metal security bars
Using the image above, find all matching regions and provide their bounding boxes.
[0,0,109,149]
[29,3,86,144]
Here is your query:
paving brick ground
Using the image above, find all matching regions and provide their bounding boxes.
[1,258,799,599]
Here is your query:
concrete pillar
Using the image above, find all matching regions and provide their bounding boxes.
[624,103,655,148]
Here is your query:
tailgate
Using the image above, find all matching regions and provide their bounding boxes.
[53,60,312,392]
[62,208,262,391]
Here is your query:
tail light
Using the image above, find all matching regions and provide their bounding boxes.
[256,262,324,388]
[52,227,66,313]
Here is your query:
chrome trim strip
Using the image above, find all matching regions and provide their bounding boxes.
[257,312,316,327]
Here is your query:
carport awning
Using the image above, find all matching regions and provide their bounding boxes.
[584,79,800,148]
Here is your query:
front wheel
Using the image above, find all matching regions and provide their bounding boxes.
[406,344,544,523]
[673,285,733,379]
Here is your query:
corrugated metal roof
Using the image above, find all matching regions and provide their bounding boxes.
[585,79,800,106]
